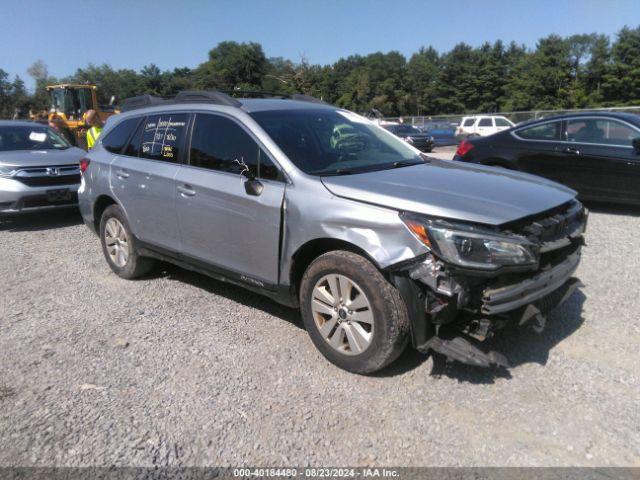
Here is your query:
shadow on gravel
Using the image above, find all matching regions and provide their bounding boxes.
[584,201,640,217]
[0,208,82,232]
[150,262,586,381]
[428,290,587,384]
[151,263,305,330]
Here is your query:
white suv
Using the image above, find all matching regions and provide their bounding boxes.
[456,115,514,138]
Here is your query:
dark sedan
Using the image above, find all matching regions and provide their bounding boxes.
[453,112,640,205]
[383,124,434,152]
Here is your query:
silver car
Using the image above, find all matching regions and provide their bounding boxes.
[0,121,85,214]
[78,91,587,374]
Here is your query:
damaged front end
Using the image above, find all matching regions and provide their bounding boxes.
[389,200,587,368]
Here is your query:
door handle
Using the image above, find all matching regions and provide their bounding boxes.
[562,146,580,155]
[177,184,196,197]
[116,169,130,179]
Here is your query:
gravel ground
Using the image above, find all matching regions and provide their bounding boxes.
[0,205,639,468]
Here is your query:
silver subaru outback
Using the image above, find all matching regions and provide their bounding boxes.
[79,91,587,374]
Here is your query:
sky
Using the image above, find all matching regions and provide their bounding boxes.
[3,0,639,90]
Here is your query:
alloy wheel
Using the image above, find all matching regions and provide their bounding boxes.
[104,218,130,268]
[311,274,374,355]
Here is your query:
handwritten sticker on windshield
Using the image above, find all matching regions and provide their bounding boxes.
[29,131,47,143]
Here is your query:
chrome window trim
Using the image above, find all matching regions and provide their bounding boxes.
[512,116,640,148]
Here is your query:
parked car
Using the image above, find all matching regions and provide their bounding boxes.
[79,91,586,373]
[382,124,434,152]
[0,121,86,214]
[453,112,640,205]
[419,121,457,146]
[456,115,515,138]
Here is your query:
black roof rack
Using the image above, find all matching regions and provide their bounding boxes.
[174,90,242,107]
[227,90,327,104]
[120,94,166,112]
[120,89,326,112]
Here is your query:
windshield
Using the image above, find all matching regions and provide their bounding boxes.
[51,88,92,118]
[250,109,424,175]
[0,125,70,152]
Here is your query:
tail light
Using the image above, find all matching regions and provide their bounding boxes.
[455,139,474,157]
[79,158,90,174]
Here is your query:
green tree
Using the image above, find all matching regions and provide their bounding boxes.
[194,41,267,90]
[406,47,440,115]
[602,26,640,105]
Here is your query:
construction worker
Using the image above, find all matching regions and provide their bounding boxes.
[85,110,104,149]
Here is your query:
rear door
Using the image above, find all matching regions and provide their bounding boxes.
[511,120,569,184]
[174,112,286,286]
[110,113,188,251]
[562,117,640,202]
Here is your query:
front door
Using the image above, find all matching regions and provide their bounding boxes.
[175,113,286,287]
[562,117,640,203]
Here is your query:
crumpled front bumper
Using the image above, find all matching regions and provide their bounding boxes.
[481,249,581,316]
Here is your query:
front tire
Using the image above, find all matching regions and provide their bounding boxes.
[299,251,410,374]
[99,204,154,279]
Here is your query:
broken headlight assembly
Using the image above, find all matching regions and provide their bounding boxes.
[400,212,539,271]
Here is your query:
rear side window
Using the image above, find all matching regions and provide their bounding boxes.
[102,118,140,154]
[516,122,561,141]
[478,118,493,127]
[495,117,512,127]
[463,118,475,127]
[140,113,188,163]
[123,119,144,157]
[189,113,282,181]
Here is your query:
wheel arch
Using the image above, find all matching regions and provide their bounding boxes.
[93,194,118,232]
[289,238,382,298]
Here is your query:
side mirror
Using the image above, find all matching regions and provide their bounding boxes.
[632,137,640,152]
[244,179,263,196]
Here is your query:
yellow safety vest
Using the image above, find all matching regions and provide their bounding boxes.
[87,126,103,149]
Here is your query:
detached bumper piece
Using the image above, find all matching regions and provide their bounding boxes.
[420,334,510,368]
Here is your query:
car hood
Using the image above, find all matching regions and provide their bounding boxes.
[320,159,577,226]
[0,147,86,168]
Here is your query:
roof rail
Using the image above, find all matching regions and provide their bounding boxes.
[174,90,242,107]
[120,89,327,112]
[226,90,327,104]
[120,94,166,112]
[225,90,291,99]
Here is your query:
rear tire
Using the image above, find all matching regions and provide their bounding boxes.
[99,204,154,279]
[299,250,410,374]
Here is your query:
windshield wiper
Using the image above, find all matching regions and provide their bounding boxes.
[310,167,358,176]
[391,159,426,168]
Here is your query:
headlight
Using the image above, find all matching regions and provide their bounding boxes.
[0,165,18,177]
[401,213,539,270]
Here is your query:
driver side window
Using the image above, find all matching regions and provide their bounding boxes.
[189,114,282,181]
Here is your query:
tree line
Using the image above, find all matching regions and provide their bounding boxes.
[1,25,639,119]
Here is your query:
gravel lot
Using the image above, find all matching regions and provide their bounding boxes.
[0,202,639,467]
